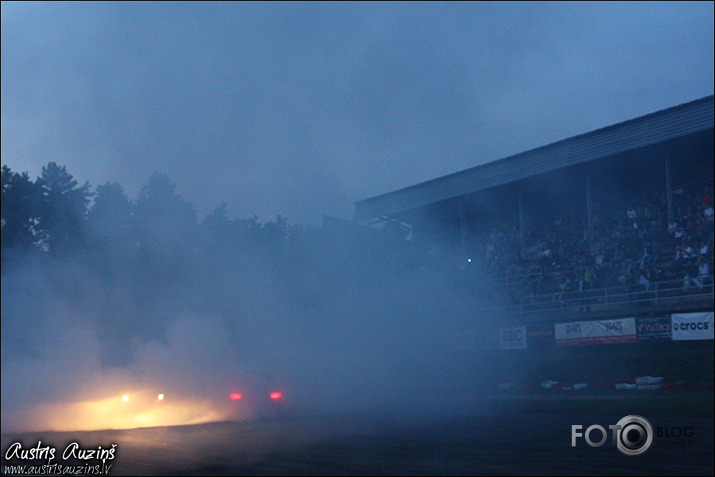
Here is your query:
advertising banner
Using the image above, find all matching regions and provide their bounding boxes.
[671,312,714,341]
[527,322,554,348]
[637,316,671,341]
[555,318,637,347]
[499,326,527,350]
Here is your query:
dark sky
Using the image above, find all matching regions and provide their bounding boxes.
[2,2,713,223]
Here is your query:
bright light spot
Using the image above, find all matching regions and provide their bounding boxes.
[229,393,242,400]
[467,258,472,262]
[270,392,282,400]
[7,390,234,432]
[157,394,164,401]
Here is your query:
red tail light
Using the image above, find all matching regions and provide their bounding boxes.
[230,393,242,400]
[269,392,282,400]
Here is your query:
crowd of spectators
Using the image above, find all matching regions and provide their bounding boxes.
[404,177,714,309]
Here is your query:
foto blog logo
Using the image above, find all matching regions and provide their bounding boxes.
[571,415,653,456]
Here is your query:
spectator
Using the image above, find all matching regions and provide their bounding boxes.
[552,274,572,303]
[699,241,711,258]
[634,269,651,293]
[617,260,633,285]
[668,220,678,235]
[683,259,705,292]
[639,241,657,269]
[646,267,665,285]
[579,266,596,292]
[704,203,714,222]
[695,257,711,288]
[578,266,597,313]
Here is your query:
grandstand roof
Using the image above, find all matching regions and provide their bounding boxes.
[353,95,714,222]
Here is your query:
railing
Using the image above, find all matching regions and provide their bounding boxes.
[489,275,715,323]
[463,260,544,290]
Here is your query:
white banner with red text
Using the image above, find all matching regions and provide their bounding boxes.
[555,318,637,347]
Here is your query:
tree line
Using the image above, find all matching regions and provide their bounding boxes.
[1,162,296,263]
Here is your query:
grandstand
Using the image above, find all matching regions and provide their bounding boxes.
[352,96,714,326]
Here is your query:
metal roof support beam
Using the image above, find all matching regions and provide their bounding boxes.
[518,192,526,258]
[665,152,674,226]
[586,174,594,253]
[459,200,467,258]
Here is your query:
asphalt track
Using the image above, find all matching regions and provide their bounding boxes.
[2,407,713,476]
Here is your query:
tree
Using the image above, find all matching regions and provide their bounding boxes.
[37,162,92,256]
[201,202,230,235]
[198,202,236,251]
[87,181,134,256]
[259,215,288,248]
[133,173,197,251]
[1,165,42,254]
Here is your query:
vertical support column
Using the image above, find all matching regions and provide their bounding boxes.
[665,153,674,226]
[459,200,467,257]
[518,192,526,257]
[586,174,594,252]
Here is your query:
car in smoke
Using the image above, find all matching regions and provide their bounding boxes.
[226,371,287,420]
[108,372,287,429]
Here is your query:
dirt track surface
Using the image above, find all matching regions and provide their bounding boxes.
[2,410,713,476]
